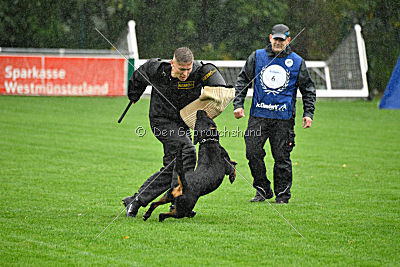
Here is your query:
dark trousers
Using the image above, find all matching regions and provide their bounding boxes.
[244,116,295,201]
[135,118,196,206]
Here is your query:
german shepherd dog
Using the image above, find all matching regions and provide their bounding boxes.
[143,110,237,222]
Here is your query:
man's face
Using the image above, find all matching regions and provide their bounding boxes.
[171,59,193,81]
[269,34,291,53]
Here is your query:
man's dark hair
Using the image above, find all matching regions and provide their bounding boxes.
[173,47,194,63]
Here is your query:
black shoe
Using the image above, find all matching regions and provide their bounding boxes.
[122,196,140,217]
[250,187,273,202]
[275,198,289,204]
[250,192,265,202]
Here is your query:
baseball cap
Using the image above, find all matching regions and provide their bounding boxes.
[271,24,290,40]
[180,86,235,129]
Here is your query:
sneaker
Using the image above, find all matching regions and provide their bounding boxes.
[250,187,273,202]
[122,196,140,217]
[274,198,289,204]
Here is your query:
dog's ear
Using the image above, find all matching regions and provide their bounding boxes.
[209,119,217,130]
[193,113,202,145]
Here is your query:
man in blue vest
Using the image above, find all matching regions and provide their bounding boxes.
[233,24,316,204]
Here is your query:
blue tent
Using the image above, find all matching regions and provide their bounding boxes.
[379,55,400,109]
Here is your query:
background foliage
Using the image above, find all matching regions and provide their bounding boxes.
[0,0,399,92]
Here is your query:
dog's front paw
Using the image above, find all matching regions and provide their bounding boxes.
[188,211,196,218]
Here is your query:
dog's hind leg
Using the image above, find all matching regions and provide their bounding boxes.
[143,198,166,221]
[143,192,173,221]
[143,174,184,221]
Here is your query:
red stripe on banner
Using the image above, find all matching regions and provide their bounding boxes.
[0,55,126,96]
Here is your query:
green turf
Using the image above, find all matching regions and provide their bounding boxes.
[1,95,399,266]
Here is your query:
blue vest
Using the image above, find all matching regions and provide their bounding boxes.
[251,49,302,120]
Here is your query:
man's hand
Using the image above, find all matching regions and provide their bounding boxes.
[302,116,312,128]
[234,108,245,119]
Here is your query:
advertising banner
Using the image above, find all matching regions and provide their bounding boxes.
[0,55,127,96]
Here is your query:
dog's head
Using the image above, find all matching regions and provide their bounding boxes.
[193,110,219,145]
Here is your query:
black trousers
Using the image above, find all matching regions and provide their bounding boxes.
[244,116,295,201]
[134,118,196,206]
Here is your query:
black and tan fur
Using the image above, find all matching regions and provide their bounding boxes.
[143,110,237,222]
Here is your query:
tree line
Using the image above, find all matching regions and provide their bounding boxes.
[1,0,399,93]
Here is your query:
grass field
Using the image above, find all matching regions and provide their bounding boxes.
[1,95,399,266]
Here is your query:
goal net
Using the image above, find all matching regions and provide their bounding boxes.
[202,24,369,98]
[127,24,368,98]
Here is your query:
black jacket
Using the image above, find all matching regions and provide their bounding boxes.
[233,45,316,119]
[128,58,226,122]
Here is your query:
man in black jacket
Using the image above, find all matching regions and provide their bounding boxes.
[233,24,316,204]
[123,47,226,216]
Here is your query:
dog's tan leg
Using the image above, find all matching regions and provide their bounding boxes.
[143,196,170,221]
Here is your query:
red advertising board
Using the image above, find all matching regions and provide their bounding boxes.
[0,55,127,96]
